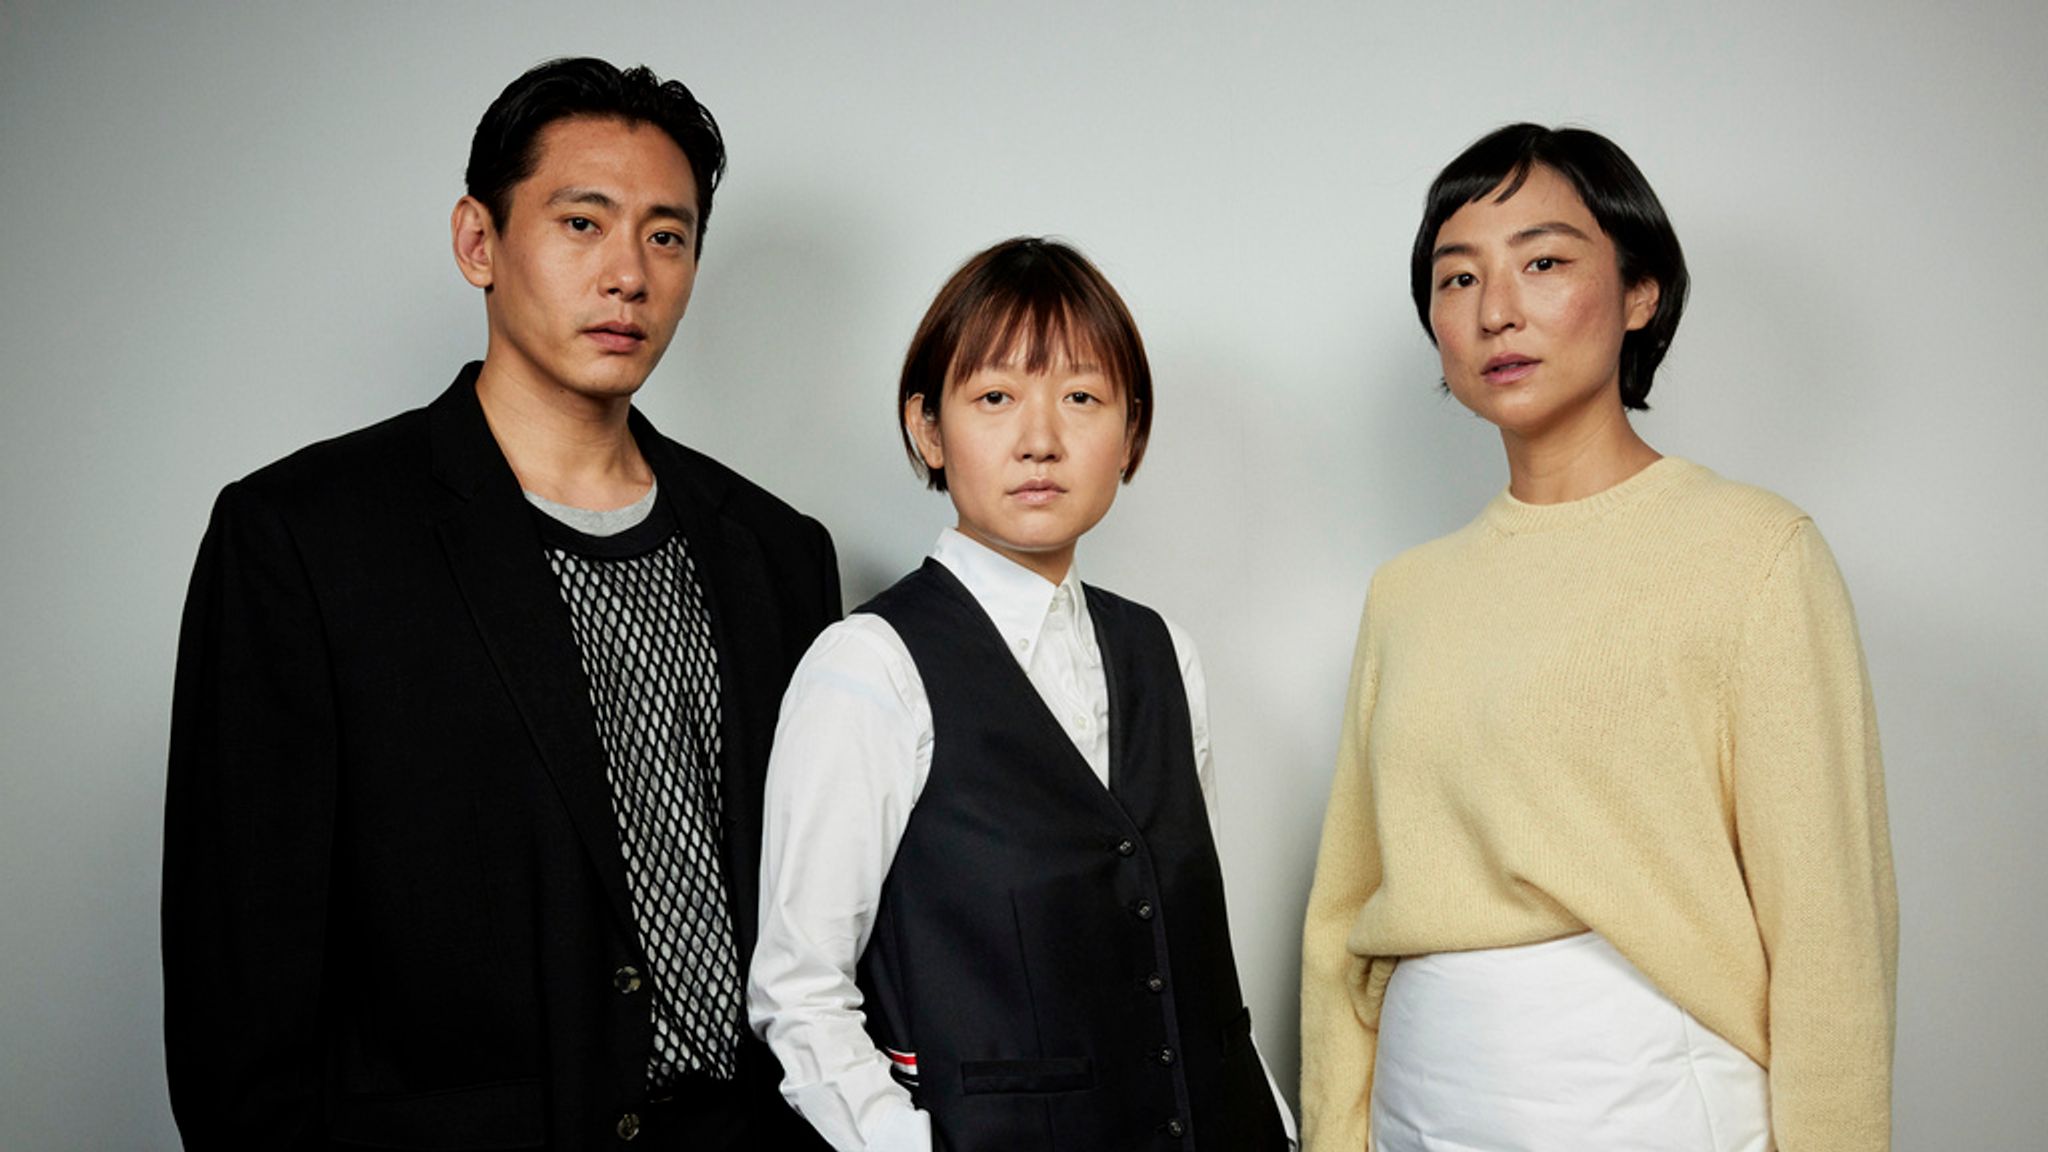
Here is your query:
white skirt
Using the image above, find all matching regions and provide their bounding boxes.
[1371,932,1771,1152]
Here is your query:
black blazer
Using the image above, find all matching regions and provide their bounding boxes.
[163,365,840,1150]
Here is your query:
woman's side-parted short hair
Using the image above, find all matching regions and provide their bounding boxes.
[1410,123,1689,410]
[898,237,1154,491]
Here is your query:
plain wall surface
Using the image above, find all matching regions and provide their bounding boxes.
[3,1,2043,1146]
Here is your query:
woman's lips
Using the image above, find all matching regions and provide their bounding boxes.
[1482,355,1539,385]
[1009,480,1064,506]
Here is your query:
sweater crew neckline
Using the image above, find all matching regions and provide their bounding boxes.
[1481,456,1697,536]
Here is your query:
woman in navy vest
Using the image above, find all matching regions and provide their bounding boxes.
[748,237,1295,1151]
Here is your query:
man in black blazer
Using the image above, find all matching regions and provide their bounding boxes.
[163,58,838,1150]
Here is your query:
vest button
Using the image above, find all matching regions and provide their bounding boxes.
[1166,1117,1187,1137]
[613,965,642,994]
[1133,899,1154,920]
[616,1112,641,1141]
[1115,838,1136,857]
[1145,972,1165,993]
[1157,1045,1177,1066]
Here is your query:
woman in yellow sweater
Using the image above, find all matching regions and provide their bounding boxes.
[1300,124,1897,1152]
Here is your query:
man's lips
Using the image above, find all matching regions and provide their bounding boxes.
[1482,353,1539,384]
[584,322,647,353]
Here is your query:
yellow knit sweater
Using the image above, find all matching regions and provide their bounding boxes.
[1300,458,1897,1152]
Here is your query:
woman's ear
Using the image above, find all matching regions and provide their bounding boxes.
[1121,397,1141,479]
[1624,277,1661,332]
[904,394,944,472]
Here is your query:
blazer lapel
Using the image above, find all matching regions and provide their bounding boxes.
[427,367,639,939]
[635,410,783,954]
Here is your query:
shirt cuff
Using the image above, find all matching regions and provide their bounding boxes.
[870,1103,931,1152]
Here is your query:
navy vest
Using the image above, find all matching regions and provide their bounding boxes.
[855,561,1285,1151]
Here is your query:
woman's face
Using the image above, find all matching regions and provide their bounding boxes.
[1426,164,1658,442]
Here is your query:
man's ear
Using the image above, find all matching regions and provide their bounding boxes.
[904,394,944,472]
[452,196,497,290]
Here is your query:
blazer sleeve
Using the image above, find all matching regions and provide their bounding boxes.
[162,480,338,1151]
[809,515,844,632]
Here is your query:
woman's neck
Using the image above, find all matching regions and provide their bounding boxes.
[1499,401,1661,505]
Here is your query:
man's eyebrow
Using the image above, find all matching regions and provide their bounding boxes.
[648,202,697,228]
[542,187,698,235]
[546,187,619,211]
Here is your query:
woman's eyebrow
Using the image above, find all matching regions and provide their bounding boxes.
[1509,221,1593,245]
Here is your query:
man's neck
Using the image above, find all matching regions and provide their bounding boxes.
[474,359,654,511]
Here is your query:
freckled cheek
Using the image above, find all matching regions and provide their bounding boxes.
[1542,277,1631,352]
[1550,284,1603,335]
[1431,306,1480,378]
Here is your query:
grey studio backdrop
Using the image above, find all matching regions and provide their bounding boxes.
[2,1,2043,1147]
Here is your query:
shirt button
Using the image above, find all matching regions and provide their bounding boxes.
[1145,972,1165,993]
[1157,1046,1177,1066]
[613,966,642,994]
[1115,839,1135,857]
[1133,899,1154,921]
[616,1112,641,1141]
[1166,1117,1187,1137]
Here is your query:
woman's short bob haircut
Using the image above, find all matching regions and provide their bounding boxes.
[898,237,1153,491]
[1410,123,1688,410]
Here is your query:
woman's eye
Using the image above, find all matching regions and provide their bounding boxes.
[976,391,1010,406]
[1440,271,1476,290]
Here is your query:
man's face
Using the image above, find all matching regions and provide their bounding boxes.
[474,116,700,403]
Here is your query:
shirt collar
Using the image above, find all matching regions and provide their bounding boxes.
[931,528,1093,665]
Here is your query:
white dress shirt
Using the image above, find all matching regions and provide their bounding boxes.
[748,529,1296,1152]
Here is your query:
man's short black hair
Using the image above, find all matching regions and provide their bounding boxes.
[465,57,726,247]
[1411,123,1689,410]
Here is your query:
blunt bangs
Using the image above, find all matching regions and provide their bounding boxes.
[899,238,1154,491]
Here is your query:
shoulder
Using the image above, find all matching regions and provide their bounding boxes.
[787,613,924,709]
[1366,517,1486,612]
[643,431,829,544]
[1660,460,1814,547]
[232,404,432,509]
[1080,582,1173,645]
[1079,584,1199,679]
[207,404,437,542]
[1650,462,1840,603]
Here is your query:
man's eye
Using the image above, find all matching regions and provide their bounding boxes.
[568,217,596,233]
[1529,256,1561,272]
[651,231,688,248]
